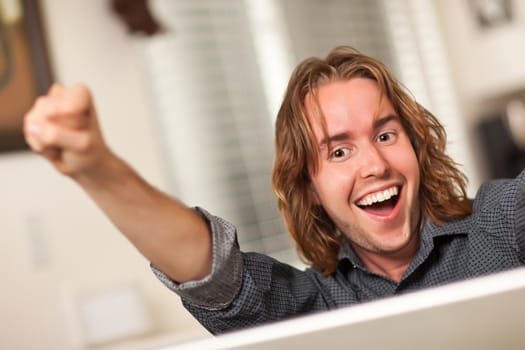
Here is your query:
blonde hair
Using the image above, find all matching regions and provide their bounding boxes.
[272,46,472,275]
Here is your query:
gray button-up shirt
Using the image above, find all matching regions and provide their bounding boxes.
[153,170,525,334]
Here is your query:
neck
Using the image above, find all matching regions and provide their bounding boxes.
[352,233,420,283]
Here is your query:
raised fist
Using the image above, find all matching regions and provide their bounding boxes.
[24,83,111,178]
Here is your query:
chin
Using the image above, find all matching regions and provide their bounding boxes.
[368,227,413,252]
[381,233,416,254]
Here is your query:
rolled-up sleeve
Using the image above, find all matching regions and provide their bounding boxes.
[151,207,243,310]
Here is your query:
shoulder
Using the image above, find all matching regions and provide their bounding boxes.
[469,169,525,263]
[472,169,525,214]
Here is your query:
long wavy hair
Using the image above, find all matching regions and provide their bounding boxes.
[272,46,472,275]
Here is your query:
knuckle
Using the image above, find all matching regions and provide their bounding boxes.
[48,83,64,95]
[33,97,59,121]
[45,103,58,118]
[73,82,90,97]
[73,83,92,106]
[74,82,88,92]
[34,96,49,111]
[58,99,86,117]
[42,126,59,145]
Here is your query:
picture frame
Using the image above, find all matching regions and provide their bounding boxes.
[0,0,53,153]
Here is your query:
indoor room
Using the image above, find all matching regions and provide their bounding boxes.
[1,0,525,349]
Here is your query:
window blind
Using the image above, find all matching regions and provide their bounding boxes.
[138,0,436,264]
[139,0,293,261]
[381,0,480,193]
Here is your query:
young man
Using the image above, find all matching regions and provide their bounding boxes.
[24,46,525,334]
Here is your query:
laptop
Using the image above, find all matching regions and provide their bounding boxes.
[161,266,525,350]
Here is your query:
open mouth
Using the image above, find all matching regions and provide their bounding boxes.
[356,186,400,216]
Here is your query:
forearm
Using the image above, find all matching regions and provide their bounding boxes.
[75,153,212,282]
[24,83,212,282]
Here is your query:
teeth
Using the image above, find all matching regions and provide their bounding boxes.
[357,186,398,207]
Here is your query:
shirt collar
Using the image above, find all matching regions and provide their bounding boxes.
[421,215,472,239]
[337,216,472,270]
[337,238,362,268]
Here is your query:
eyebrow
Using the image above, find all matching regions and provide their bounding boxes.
[318,114,400,147]
[375,114,399,129]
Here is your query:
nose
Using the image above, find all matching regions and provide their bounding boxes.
[358,143,389,179]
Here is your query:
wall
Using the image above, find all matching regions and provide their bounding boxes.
[436,0,525,105]
[0,1,206,349]
[435,0,525,179]
[4,0,523,348]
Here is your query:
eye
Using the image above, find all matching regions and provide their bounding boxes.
[329,147,351,162]
[376,131,396,144]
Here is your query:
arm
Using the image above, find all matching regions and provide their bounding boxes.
[23,83,212,283]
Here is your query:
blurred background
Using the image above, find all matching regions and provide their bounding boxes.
[1,0,525,348]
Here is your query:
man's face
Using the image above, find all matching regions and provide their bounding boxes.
[306,78,421,261]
